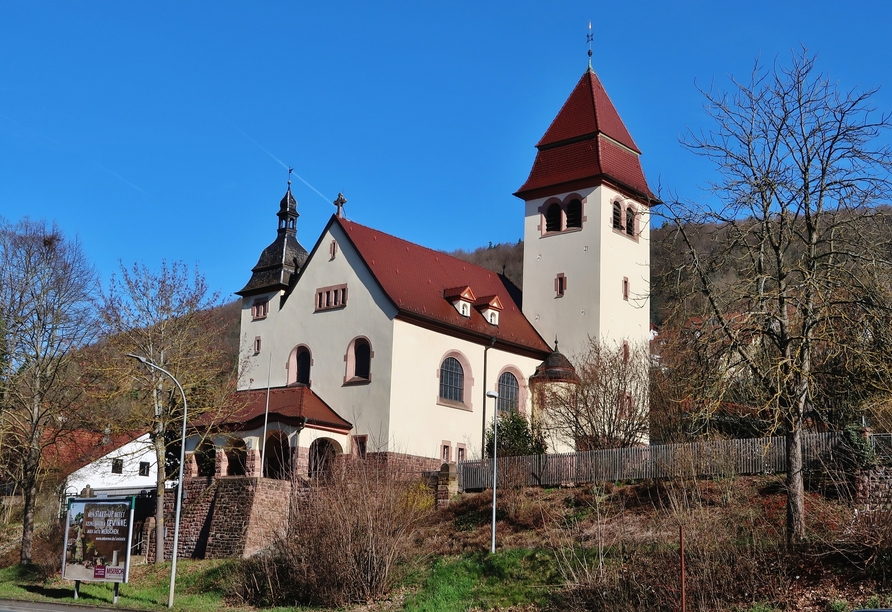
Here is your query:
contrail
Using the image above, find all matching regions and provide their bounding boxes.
[94,162,147,194]
[0,112,146,195]
[223,116,333,205]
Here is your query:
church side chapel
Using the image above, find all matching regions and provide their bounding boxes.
[185,64,656,483]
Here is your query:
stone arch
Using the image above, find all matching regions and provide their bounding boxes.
[264,430,292,480]
[225,437,248,476]
[308,437,342,479]
[194,438,216,477]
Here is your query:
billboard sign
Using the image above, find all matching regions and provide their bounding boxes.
[62,496,134,583]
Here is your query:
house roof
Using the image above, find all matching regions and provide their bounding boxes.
[44,430,145,478]
[515,69,657,203]
[223,385,352,433]
[333,218,552,357]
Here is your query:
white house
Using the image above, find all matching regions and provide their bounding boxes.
[60,432,158,498]
[203,66,657,476]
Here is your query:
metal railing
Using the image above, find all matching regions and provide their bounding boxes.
[458,432,844,490]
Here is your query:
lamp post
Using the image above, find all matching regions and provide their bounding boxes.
[127,354,187,609]
[486,390,499,554]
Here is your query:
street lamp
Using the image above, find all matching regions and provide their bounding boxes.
[127,354,187,609]
[486,390,499,554]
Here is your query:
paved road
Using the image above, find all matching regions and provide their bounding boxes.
[0,600,141,612]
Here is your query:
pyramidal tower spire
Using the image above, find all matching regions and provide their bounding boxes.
[277,167,299,237]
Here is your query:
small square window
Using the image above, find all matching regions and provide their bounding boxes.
[111,458,123,474]
[253,336,262,355]
[622,277,630,301]
[457,446,466,463]
[139,461,150,477]
[442,444,451,463]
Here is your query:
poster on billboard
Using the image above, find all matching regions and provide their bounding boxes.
[62,496,134,583]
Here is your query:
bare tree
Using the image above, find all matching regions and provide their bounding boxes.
[0,218,97,563]
[666,49,892,547]
[98,260,234,563]
[543,339,650,450]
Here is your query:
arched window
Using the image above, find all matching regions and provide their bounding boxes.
[345,337,373,384]
[612,202,622,229]
[354,338,371,379]
[287,345,312,386]
[439,357,464,403]
[497,372,519,413]
[296,347,311,385]
[566,199,582,228]
[545,203,562,232]
[625,207,635,236]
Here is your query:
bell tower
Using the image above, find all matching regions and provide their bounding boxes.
[515,68,658,360]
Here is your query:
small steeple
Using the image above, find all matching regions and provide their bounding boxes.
[278,168,299,236]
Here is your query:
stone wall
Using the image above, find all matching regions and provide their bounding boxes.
[855,466,892,510]
[144,475,293,561]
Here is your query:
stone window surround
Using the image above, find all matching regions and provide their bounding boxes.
[611,198,640,242]
[537,194,587,236]
[343,336,373,385]
[436,349,474,411]
[495,365,528,415]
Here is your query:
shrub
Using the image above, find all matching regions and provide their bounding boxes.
[230,458,433,607]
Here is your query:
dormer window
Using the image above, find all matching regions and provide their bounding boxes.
[444,286,476,318]
[474,295,503,326]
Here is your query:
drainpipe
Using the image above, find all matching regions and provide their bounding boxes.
[481,337,497,458]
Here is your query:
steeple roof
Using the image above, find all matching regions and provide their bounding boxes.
[236,187,309,297]
[515,69,658,203]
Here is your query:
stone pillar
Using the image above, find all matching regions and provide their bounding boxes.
[215,449,229,478]
[185,453,199,478]
[437,462,458,507]
[246,449,262,478]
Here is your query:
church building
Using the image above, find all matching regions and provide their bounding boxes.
[211,67,656,477]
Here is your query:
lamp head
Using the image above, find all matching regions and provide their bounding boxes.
[486,391,499,399]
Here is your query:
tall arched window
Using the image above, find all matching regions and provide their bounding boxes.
[612,202,622,229]
[497,372,519,413]
[439,357,464,403]
[545,203,562,232]
[566,199,582,228]
[625,207,635,236]
[354,338,371,379]
[344,336,373,384]
[287,345,312,385]
[296,347,311,385]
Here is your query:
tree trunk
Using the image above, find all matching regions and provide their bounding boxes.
[785,424,805,549]
[19,472,37,564]
[154,430,166,563]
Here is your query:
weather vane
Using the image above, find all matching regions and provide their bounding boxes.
[587,21,593,69]
[288,167,293,187]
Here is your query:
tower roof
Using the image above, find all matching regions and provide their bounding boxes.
[236,186,309,297]
[515,69,658,203]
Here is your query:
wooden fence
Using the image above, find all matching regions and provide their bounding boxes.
[458,432,850,491]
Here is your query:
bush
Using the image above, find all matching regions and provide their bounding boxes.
[230,458,433,607]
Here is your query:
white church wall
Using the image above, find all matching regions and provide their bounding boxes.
[388,318,542,460]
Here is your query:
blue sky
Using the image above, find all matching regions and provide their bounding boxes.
[2,1,891,300]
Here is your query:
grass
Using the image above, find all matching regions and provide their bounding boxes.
[403,549,560,612]
[0,560,246,611]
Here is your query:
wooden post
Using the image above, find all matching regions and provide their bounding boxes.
[680,524,686,612]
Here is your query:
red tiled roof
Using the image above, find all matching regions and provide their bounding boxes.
[537,69,639,152]
[44,430,145,477]
[223,385,352,433]
[335,219,551,357]
[516,69,656,203]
